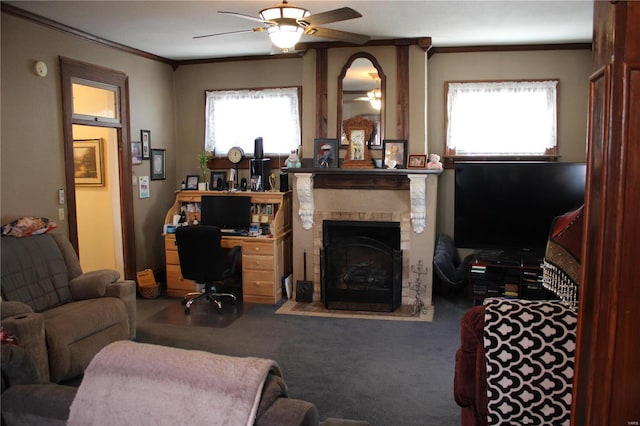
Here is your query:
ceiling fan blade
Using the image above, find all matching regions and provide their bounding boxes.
[193,28,264,40]
[218,11,270,25]
[302,7,362,26]
[306,27,370,45]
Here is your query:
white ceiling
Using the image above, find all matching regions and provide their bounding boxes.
[5,0,594,61]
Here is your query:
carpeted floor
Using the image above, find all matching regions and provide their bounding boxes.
[135,293,472,426]
[276,300,434,321]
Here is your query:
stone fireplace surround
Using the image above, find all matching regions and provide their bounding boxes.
[290,169,441,308]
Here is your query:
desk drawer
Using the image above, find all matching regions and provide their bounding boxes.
[243,241,274,256]
[166,249,180,265]
[243,271,275,297]
[166,264,196,292]
[243,254,274,271]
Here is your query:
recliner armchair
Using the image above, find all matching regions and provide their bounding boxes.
[175,225,240,313]
[0,233,136,383]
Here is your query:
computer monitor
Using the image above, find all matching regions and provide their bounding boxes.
[200,195,251,230]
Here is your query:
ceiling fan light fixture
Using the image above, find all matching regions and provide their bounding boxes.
[260,1,310,49]
[267,24,304,49]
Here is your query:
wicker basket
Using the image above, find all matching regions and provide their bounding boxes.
[136,269,159,299]
[138,283,160,299]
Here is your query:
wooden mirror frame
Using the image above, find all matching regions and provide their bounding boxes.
[337,52,386,152]
[342,115,374,168]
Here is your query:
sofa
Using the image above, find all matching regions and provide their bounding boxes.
[0,233,136,383]
[1,341,319,426]
[454,298,577,426]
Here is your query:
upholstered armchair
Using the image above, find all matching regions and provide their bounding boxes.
[454,298,577,425]
[1,233,136,383]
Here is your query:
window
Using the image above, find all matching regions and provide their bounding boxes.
[71,78,120,123]
[205,87,301,156]
[445,80,558,158]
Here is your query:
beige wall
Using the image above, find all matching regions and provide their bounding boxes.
[173,57,304,184]
[427,49,592,239]
[2,10,591,279]
[1,13,177,272]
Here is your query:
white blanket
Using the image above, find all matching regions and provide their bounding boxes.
[68,341,282,426]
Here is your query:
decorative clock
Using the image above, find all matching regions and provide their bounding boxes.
[342,116,374,169]
[227,146,245,164]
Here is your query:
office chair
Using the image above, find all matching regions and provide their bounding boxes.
[175,225,240,314]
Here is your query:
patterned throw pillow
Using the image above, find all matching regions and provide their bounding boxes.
[1,217,57,237]
[483,298,577,426]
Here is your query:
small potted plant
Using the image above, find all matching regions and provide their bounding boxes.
[198,151,210,190]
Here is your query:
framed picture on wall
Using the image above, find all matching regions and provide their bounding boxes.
[150,148,166,180]
[73,138,104,186]
[141,129,151,159]
[131,141,142,165]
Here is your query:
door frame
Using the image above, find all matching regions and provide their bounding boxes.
[60,56,136,280]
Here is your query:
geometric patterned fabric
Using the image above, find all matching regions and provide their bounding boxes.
[483,298,577,425]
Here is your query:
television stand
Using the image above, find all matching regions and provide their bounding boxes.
[468,252,555,304]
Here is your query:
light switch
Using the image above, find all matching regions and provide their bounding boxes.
[58,208,65,221]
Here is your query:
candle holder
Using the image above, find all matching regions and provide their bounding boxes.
[410,260,428,316]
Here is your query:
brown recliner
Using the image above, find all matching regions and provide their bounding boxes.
[1,233,136,383]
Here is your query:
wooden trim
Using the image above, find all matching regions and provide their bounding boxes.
[313,173,409,190]
[396,45,410,140]
[175,52,304,67]
[298,37,433,51]
[2,3,176,67]
[336,52,386,154]
[315,48,328,138]
[59,56,137,280]
[428,42,592,58]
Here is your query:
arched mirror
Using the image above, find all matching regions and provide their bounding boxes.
[337,52,385,150]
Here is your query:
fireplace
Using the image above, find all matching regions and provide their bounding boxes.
[321,220,402,312]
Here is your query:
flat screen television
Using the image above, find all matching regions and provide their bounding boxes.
[200,195,251,230]
[454,161,586,255]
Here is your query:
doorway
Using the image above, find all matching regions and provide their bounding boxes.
[60,57,136,279]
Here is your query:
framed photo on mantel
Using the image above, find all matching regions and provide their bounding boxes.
[342,116,374,169]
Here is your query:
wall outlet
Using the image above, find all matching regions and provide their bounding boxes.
[58,208,65,221]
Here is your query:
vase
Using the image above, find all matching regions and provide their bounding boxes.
[198,182,208,191]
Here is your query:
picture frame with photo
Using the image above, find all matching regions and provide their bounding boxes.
[73,138,104,186]
[140,129,151,159]
[313,138,339,168]
[408,154,427,169]
[382,139,408,169]
[185,175,199,190]
[210,171,228,190]
[150,148,166,180]
[131,141,142,165]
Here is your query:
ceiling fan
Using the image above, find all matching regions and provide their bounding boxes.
[194,1,371,51]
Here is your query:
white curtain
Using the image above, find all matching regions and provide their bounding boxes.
[446,80,557,155]
[205,87,300,155]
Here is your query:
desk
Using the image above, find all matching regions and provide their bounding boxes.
[163,191,292,304]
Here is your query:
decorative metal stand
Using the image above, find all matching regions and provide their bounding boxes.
[410,260,428,316]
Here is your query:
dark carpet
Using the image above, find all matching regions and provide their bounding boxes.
[135,293,472,426]
[146,298,248,328]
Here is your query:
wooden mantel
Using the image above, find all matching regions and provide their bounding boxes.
[287,168,441,233]
[283,168,442,190]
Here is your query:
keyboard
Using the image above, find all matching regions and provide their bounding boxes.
[221,229,247,236]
